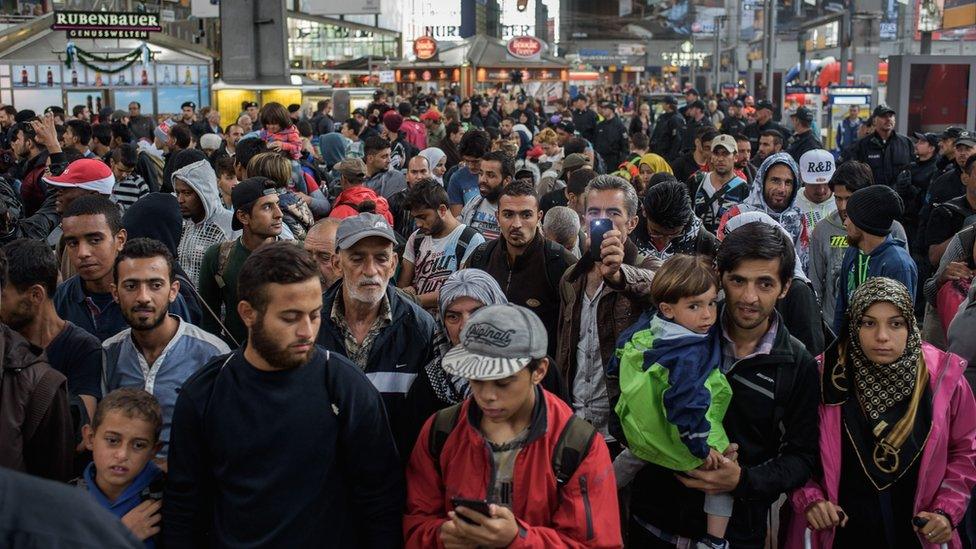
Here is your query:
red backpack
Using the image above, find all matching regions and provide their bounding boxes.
[400,118,427,151]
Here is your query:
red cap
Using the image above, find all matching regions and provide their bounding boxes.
[43,159,115,195]
[420,109,442,121]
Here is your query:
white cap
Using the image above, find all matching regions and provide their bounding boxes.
[798,149,836,185]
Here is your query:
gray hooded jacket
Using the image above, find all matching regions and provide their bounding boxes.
[174,160,235,285]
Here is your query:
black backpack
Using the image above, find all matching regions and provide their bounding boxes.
[412,225,479,266]
[427,402,597,486]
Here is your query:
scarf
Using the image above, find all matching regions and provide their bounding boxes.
[638,153,674,175]
[823,277,931,490]
[419,147,446,184]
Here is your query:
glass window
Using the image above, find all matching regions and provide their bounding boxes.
[907,63,970,134]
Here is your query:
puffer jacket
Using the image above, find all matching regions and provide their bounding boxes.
[404,388,623,548]
[555,240,657,407]
[785,343,976,548]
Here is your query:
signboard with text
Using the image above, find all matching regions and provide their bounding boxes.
[506,36,544,60]
[51,11,161,39]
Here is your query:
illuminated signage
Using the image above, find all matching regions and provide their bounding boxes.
[52,11,161,39]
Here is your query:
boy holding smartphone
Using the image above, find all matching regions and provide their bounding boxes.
[403,303,622,547]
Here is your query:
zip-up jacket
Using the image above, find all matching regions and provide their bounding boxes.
[849,130,914,189]
[832,235,917,334]
[623,311,819,547]
[318,283,435,455]
[786,343,976,549]
[650,110,686,163]
[404,388,623,548]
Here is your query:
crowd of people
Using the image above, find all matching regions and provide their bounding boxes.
[0,81,973,549]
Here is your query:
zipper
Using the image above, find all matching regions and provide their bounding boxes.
[579,475,593,540]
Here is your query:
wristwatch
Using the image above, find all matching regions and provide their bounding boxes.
[933,509,955,529]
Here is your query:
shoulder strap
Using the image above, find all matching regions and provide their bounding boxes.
[428,403,463,474]
[454,226,479,263]
[552,415,597,485]
[24,368,65,444]
[411,232,423,262]
[214,240,236,289]
[177,272,240,348]
[959,224,976,269]
[467,239,497,270]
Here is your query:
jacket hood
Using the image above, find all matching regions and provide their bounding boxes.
[122,193,183,258]
[172,159,222,223]
[335,185,382,205]
[868,234,901,257]
[83,460,162,512]
[749,152,802,217]
[0,324,45,371]
[320,133,348,168]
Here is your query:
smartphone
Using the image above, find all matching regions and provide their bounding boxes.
[450,497,492,524]
[589,218,613,261]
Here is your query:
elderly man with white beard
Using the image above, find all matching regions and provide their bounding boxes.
[317,213,436,457]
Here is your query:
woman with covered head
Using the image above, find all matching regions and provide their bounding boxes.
[404,269,567,453]
[786,277,976,548]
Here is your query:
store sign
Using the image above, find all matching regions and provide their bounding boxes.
[51,11,162,39]
[378,70,395,83]
[307,0,380,16]
[661,51,708,67]
[507,36,543,60]
[804,20,839,52]
[413,36,438,60]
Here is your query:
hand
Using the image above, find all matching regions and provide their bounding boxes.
[598,229,625,283]
[152,457,168,473]
[722,443,739,463]
[295,191,313,205]
[676,458,741,495]
[942,261,975,283]
[439,520,477,549]
[805,500,847,531]
[269,141,283,152]
[30,117,61,153]
[915,511,952,544]
[700,448,728,471]
[121,499,162,540]
[448,504,519,548]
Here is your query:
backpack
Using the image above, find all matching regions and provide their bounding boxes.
[401,119,428,151]
[427,402,596,487]
[466,237,568,292]
[412,225,479,267]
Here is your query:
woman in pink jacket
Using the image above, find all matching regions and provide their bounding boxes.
[785,277,976,548]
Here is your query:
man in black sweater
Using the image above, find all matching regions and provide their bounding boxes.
[164,242,403,548]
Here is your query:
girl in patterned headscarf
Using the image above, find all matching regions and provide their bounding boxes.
[785,276,976,549]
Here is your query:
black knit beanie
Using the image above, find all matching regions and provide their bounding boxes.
[846,185,904,237]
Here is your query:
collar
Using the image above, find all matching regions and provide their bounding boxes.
[720,308,780,361]
[467,385,549,446]
[330,289,392,327]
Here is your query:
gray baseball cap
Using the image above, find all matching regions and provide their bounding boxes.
[442,304,548,381]
[335,213,398,251]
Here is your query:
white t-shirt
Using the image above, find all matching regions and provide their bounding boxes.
[795,191,838,233]
[403,224,486,295]
[460,196,501,241]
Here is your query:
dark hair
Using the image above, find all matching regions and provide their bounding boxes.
[458,129,490,158]
[965,153,976,176]
[66,119,92,146]
[91,123,112,147]
[113,237,175,283]
[61,147,85,164]
[481,150,514,179]
[828,160,874,191]
[72,104,87,117]
[732,133,750,143]
[317,99,330,111]
[343,117,361,134]
[287,103,301,114]
[564,137,588,156]
[2,238,58,296]
[649,172,679,188]
[92,388,162,443]
[501,116,515,125]
[129,101,141,109]
[499,178,539,206]
[446,121,462,137]
[112,142,139,169]
[397,101,413,117]
[696,126,719,145]
[643,180,692,229]
[171,148,207,174]
[1,105,17,117]
[567,167,598,195]
[259,102,292,129]
[169,123,193,149]
[215,155,236,178]
[716,222,795,285]
[650,254,718,306]
[129,116,154,141]
[364,136,391,157]
[404,178,450,211]
[630,132,649,150]
[296,120,313,139]
[110,121,132,144]
[238,241,320,312]
[235,137,269,168]
[760,129,784,145]
[63,195,123,234]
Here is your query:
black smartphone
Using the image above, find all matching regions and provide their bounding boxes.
[450,497,492,524]
[589,218,612,261]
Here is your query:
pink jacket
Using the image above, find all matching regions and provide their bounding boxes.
[784,343,976,548]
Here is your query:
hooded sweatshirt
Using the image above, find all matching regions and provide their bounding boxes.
[832,234,917,334]
[174,160,235,285]
[719,152,810,270]
[81,461,164,548]
[329,185,394,225]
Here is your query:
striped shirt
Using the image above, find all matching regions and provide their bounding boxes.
[111,174,149,213]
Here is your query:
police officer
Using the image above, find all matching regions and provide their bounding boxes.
[571,94,598,143]
[679,99,708,155]
[743,99,791,157]
[651,95,686,163]
[848,104,913,189]
[593,101,629,171]
[721,100,747,136]
[786,106,823,162]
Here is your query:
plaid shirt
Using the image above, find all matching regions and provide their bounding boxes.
[330,294,392,370]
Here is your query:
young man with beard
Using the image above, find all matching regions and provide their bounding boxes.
[2,239,102,433]
[399,180,484,310]
[624,222,819,548]
[632,178,720,262]
[794,149,838,233]
[692,134,749,233]
[10,118,50,216]
[198,177,284,347]
[165,242,404,547]
[363,136,408,201]
[173,159,235,286]
[733,133,756,184]
[555,174,656,451]
[808,161,908,326]
[53,196,191,343]
[388,154,431,239]
[317,213,435,455]
[833,184,916,334]
[446,129,491,216]
[102,239,229,459]
[459,150,512,241]
[465,179,576,358]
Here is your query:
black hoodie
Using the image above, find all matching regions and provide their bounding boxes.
[122,193,203,325]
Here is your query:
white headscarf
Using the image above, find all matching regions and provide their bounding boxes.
[419,147,447,185]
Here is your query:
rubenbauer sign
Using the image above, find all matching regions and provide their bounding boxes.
[506,36,544,61]
[51,11,162,39]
